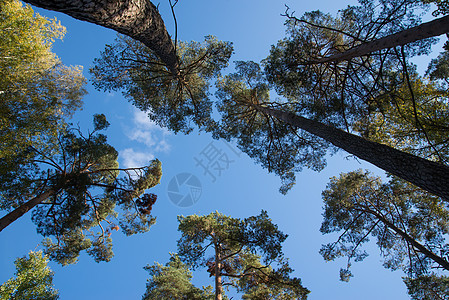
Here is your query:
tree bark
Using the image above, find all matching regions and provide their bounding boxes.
[259,106,449,201]
[0,188,58,232]
[214,242,223,300]
[24,0,179,74]
[310,15,449,65]
[369,208,449,271]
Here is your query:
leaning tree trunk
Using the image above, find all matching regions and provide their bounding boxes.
[24,0,179,74]
[0,188,58,232]
[310,15,449,65]
[258,106,449,201]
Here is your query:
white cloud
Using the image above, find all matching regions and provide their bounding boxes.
[155,139,170,153]
[124,109,171,151]
[120,148,155,169]
[133,109,159,129]
[133,109,171,135]
[120,109,171,169]
[129,129,156,147]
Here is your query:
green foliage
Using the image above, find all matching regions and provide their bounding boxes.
[1,116,162,265]
[238,252,308,300]
[88,0,446,197]
[211,2,446,194]
[0,251,59,300]
[91,35,233,134]
[177,211,309,299]
[404,275,449,299]
[93,113,110,131]
[143,254,214,300]
[214,61,328,194]
[427,48,449,80]
[264,0,433,126]
[352,70,449,163]
[0,0,85,169]
[320,170,449,282]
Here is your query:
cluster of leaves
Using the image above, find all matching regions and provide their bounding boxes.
[264,0,432,123]
[404,275,449,299]
[0,0,85,172]
[91,35,233,134]
[320,170,449,284]
[143,254,214,300]
[0,251,59,300]
[214,61,329,194]
[263,0,449,162]
[1,115,162,265]
[352,70,449,163]
[176,211,309,299]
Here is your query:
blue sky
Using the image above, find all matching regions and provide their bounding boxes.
[0,0,442,299]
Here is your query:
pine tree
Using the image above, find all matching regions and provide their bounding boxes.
[0,251,59,300]
[143,254,214,300]
[0,115,162,265]
[320,170,449,281]
[177,211,309,300]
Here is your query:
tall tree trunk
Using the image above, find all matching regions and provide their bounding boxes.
[24,0,179,74]
[310,15,449,65]
[368,208,449,271]
[214,242,223,300]
[258,106,449,201]
[0,188,57,232]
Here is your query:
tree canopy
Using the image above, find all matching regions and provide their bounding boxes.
[89,0,449,201]
[0,0,85,175]
[91,34,233,134]
[177,211,309,300]
[404,275,449,299]
[0,251,59,300]
[0,115,162,265]
[143,254,214,300]
[320,170,449,287]
[262,0,449,164]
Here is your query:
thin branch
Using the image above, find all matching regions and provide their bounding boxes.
[169,0,179,55]
[282,5,365,43]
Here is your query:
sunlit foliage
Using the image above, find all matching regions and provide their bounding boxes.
[320,170,449,283]
[0,0,85,169]
[177,211,309,299]
[0,251,59,300]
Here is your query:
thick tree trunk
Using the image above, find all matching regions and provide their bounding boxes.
[311,15,449,64]
[24,0,179,74]
[259,106,449,201]
[369,208,449,271]
[0,188,57,232]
